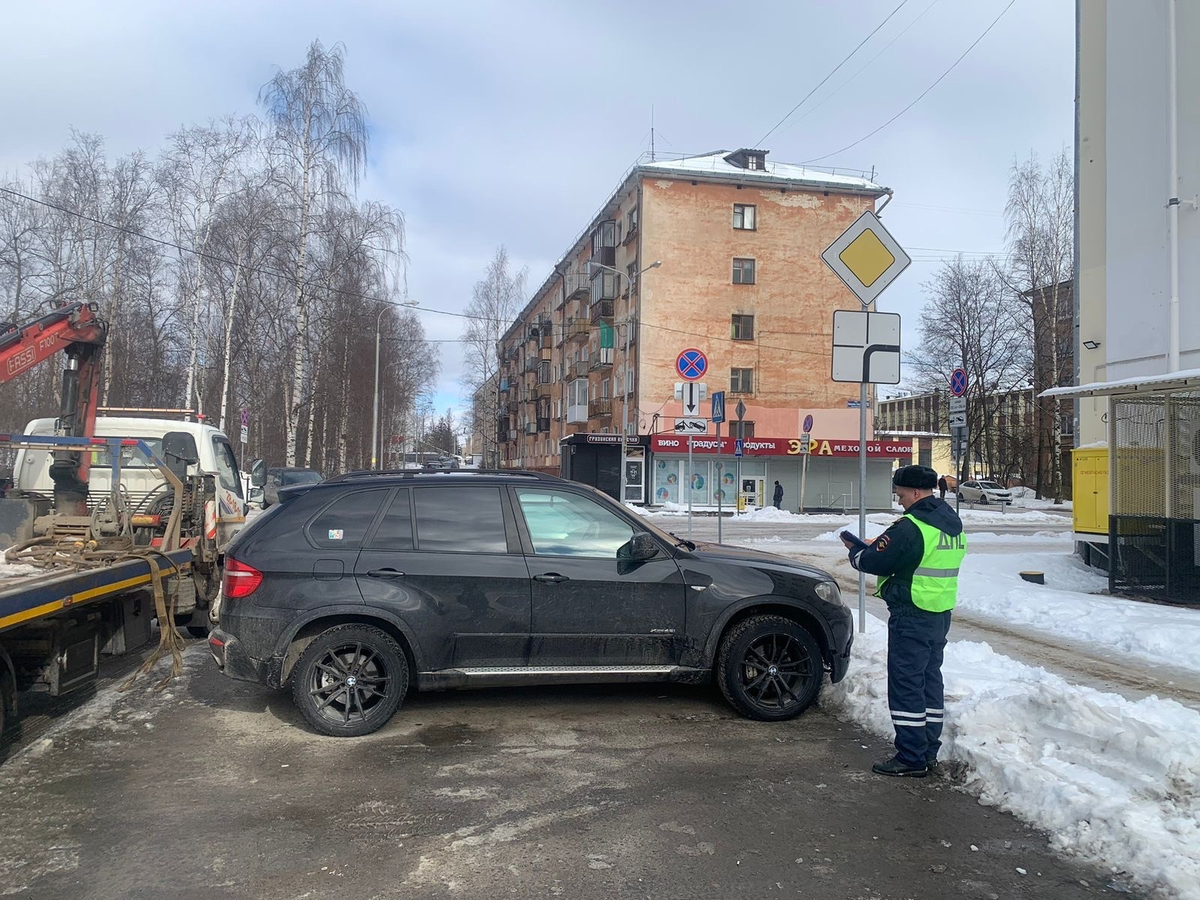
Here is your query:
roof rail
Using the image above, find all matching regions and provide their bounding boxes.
[324,468,565,484]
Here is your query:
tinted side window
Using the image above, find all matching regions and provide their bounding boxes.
[413,486,507,553]
[308,489,387,549]
[370,489,413,550]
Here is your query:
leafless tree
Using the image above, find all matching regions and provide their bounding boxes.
[259,40,368,466]
[1002,148,1073,501]
[461,247,526,468]
[908,256,1033,480]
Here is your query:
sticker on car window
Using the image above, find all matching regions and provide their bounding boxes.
[328,529,344,540]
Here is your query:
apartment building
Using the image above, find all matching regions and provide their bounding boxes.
[496,148,910,508]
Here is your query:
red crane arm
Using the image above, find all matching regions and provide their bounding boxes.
[0,302,105,383]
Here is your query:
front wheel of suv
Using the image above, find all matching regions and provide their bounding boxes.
[717,615,823,721]
[291,624,409,736]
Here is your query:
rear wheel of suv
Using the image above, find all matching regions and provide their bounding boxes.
[291,624,409,737]
[717,615,823,721]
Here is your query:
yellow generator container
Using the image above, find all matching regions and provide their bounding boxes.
[1072,447,1109,536]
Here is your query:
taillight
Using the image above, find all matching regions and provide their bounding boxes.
[223,557,263,599]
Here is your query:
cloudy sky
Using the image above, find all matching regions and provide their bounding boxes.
[1,0,1073,415]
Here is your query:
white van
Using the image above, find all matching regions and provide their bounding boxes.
[13,415,247,550]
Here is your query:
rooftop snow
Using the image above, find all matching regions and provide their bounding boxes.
[639,151,885,193]
[1042,367,1200,398]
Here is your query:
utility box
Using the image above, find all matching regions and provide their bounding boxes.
[1072,447,1109,536]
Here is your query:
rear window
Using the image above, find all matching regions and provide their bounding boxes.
[283,470,323,486]
[413,486,507,554]
[308,489,387,549]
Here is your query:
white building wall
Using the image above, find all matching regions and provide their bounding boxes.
[1097,1,1200,383]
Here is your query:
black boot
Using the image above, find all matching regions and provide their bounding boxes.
[872,756,928,778]
[926,757,939,773]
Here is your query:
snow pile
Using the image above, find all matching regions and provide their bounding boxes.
[825,616,1200,899]
[960,552,1200,674]
[735,506,797,523]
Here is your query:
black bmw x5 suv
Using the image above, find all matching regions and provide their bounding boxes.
[210,470,853,736]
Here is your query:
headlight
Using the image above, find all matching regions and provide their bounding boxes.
[814,581,841,604]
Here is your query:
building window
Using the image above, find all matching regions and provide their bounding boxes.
[733,204,756,230]
[731,314,755,341]
[746,153,762,170]
[732,258,756,284]
[731,367,754,394]
[627,207,638,234]
[592,221,617,254]
[731,421,755,439]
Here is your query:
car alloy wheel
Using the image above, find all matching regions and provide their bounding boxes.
[717,615,823,721]
[291,624,408,736]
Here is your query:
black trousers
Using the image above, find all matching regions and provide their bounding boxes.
[886,608,953,766]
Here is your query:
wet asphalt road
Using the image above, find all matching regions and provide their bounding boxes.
[0,647,1133,900]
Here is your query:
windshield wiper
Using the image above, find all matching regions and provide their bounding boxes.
[668,532,697,551]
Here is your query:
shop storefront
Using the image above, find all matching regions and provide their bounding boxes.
[559,433,649,502]
[648,435,913,512]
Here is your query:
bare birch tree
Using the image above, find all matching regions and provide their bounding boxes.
[259,40,368,466]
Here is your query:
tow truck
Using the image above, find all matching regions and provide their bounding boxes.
[0,300,240,739]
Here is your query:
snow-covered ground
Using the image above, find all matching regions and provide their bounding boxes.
[824,617,1200,900]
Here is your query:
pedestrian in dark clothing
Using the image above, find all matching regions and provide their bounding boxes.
[840,465,966,778]
[772,480,784,510]
[937,476,948,500]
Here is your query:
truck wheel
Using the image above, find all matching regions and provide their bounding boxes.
[290,624,408,737]
[717,615,822,721]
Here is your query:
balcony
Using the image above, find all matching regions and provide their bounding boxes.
[505,399,519,416]
[566,269,589,300]
[498,379,511,393]
[537,417,551,433]
[524,356,541,374]
[506,429,518,443]
[589,398,613,418]
[589,350,613,372]
[566,318,590,341]
[590,300,614,323]
[569,360,589,379]
[537,382,552,399]
[567,403,588,425]
[524,422,538,435]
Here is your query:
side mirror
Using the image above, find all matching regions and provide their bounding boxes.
[628,532,659,561]
[161,431,199,480]
[250,458,267,488]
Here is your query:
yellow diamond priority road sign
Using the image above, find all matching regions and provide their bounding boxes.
[821,210,911,307]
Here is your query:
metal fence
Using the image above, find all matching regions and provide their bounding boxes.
[1109,391,1200,603]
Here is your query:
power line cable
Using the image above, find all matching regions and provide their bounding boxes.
[774,0,940,142]
[801,0,1019,165]
[756,0,911,146]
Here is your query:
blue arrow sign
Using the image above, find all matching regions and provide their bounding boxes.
[711,390,726,424]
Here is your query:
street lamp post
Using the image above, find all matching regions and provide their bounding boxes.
[589,260,661,505]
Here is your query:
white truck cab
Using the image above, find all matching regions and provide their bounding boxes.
[13,415,247,550]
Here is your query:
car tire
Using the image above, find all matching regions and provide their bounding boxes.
[716,615,823,722]
[291,624,409,737]
[979,495,988,505]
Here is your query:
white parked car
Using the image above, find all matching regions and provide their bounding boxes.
[958,480,1013,504]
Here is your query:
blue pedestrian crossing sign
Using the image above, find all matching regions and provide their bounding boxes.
[711,390,726,424]
[734,438,744,457]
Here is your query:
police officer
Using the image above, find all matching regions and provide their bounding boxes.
[840,464,966,777]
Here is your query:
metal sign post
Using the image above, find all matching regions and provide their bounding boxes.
[735,400,746,515]
[950,368,968,514]
[687,434,694,539]
[799,414,813,513]
[712,391,726,543]
[823,210,909,634]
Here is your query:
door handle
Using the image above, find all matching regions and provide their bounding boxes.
[533,573,569,584]
[367,568,405,578]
